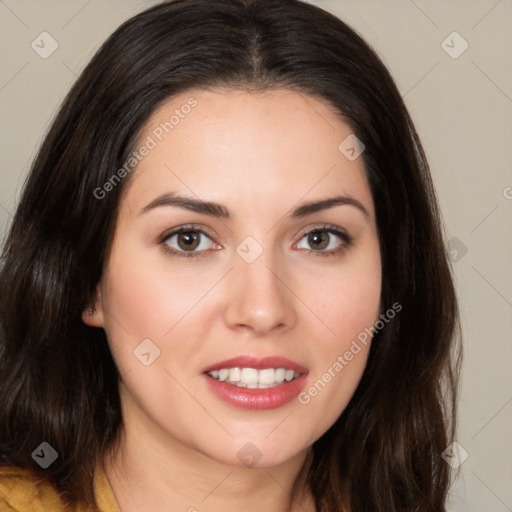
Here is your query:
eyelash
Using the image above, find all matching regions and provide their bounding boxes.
[158,224,353,259]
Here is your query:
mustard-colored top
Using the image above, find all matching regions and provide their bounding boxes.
[0,459,120,512]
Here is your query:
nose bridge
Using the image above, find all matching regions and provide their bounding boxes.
[239,243,280,297]
[224,237,296,334]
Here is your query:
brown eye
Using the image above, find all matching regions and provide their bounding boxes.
[177,231,200,251]
[162,227,217,257]
[295,226,352,256]
[307,230,329,250]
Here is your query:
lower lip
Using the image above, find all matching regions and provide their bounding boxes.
[203,373,308,410]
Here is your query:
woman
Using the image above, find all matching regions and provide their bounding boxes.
[0,0,462,510]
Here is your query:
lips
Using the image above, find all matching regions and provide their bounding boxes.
[201,355,308,374]
[201,355,309,410]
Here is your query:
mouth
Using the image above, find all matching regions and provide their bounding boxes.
[201,356,309,410]
[206,367,301,389]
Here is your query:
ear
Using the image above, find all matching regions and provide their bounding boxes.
[81,284,105,327]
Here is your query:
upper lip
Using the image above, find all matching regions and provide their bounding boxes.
[201,356,309,374]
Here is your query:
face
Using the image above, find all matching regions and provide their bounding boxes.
[85,88,381,468]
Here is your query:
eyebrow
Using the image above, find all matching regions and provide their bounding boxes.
[140,192,370,219]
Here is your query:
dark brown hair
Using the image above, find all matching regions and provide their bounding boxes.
[0,0,462,510]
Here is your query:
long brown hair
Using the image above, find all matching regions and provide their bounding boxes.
[0,1,462,510]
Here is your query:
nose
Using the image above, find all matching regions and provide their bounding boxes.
[223,248,297,337]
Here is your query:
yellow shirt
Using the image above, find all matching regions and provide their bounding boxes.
[0,459,120,512]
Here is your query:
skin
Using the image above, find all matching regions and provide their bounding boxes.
[83,88,382,512]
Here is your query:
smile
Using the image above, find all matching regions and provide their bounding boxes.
[206,367,301,388]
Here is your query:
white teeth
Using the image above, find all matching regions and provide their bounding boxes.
[229,368,241,382]
[259,368,275,384]
[207,367,302,388]
[284,369,295,382]
[240,368,259,385]
[275,368,286,383]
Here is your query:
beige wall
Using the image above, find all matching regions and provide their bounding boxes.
[1,1,511,510]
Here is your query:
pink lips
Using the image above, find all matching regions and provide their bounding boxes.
[201,355,309,410]
[201,355,308,374]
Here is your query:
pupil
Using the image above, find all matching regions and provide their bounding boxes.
[179,231,199,250]
[310,231,328,250]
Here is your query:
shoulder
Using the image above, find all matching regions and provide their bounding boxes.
[0,466,70,512]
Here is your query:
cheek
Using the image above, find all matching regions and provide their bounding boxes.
[311,272,379,374]
[101,249,216,343]
[306,240,382,344]
[295,243,381,426]
[315,276,381,333]
[99,244,237,393]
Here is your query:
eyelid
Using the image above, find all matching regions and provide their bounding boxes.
[293,223,352,256]
[158,224,219,258]
[158,224,216,244]
[158,223,352,258]
[294,223,350,241]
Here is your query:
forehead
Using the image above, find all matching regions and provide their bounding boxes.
[122,88,374,220]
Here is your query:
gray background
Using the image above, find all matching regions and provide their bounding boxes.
[1,1,511,510]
